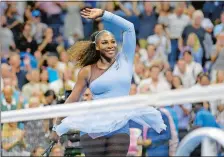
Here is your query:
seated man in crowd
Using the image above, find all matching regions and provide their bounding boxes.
[138,111,171,156]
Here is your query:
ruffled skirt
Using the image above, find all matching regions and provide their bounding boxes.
[55,103,166,139]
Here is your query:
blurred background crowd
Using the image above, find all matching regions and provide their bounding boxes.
[1,1,224,156]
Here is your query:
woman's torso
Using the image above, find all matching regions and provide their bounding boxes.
[88,53,133,100]
[80,53,134,137]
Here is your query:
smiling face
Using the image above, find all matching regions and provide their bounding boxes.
[95,32,118,61]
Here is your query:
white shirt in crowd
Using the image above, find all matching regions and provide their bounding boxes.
[165,13,190,39]
[139,48,168,68]
[138,77,170,94]
[173,61,203,88]
[147,34,171,58]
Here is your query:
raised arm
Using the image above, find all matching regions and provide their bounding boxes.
[81,8,136,64]
[102,10,136,63]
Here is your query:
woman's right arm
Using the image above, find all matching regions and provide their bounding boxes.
[65,67,89,104]
[54,67,89,126]
[51,67,89,141]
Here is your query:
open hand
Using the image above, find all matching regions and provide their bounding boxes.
[80,8,104,19]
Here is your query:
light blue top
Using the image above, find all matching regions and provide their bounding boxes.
[165,106,179,132]
[194,108,220,128]
[213,23,224,37]
[81,11,136,137]
[173,104,192,130]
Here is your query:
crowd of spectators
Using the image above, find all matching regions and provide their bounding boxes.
[1,1,224,156]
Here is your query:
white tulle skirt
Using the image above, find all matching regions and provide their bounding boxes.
[55,103,166,139]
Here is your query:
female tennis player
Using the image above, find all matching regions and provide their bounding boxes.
[51,8,166,156]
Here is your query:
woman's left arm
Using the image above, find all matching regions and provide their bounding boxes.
[101,11,136,63]
[81,8,136,63]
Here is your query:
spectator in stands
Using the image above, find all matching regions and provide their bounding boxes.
[164,69,173,88]
[135,1,157,48]
[173,59,196,88]
[216,70,224,84]
[40,68,50,94]
[15,22,38,54]
[181,10,205,48]
[1,63,11,79]
[24,96,49,152]
[3,77,28,109]
[193,102,220,128]
[23,5,32,23]
[139,111,171,156]
[213,11,224,38]
[157,2,171,26]
[50,144,64,157]
[37,27,58,55]
[9,53,28,90]
[30,146,45,157]
[44,52,63,94]
[142,45,159,67]
[5,2,21,38]
[211,32,224,82]
[82,88,92,101]
[36,2,65,38]
[147,24,171,62]
[22,69,41,99]
[1,122,28,156]
[190,101,220,156]
[201,16,214,64]
[203,2,224,23]
[198,73,210,86]
[216,100,224,127]
[0,15,16,57]
[30,10,48,44]
[138,65,170,93]
[186,33,203,64]
[171,76,183,89]
[2,86,18,111]
[64,2,84,46]
[133,62,146,85]
[44,90,57,106]
[165,2,190,69]
[57,46,73,69]
[62,68,76,91]
[182,50,203,80]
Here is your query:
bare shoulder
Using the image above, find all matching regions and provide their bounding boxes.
[78,65,92,80]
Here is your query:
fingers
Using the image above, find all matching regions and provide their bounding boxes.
[84,7,92,12]
[80,10,90,16]
[80,9,91,19]
[80,14,89,19]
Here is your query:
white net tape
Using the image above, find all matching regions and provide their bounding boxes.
[2,83,224,123]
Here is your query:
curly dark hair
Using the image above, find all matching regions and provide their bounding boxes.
[67,31,108,68]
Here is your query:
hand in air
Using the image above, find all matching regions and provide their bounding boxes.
[80,8,104,19]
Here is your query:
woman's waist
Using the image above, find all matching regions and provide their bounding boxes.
[80,123,130,137]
